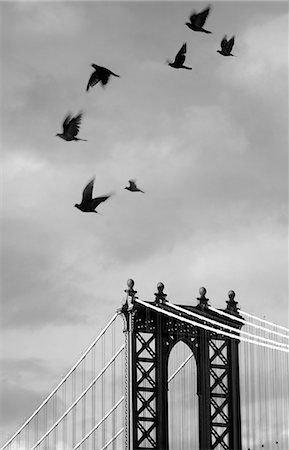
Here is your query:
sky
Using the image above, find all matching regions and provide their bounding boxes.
[0,0,288,446]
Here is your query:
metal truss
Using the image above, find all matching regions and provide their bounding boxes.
[120,281,243,450]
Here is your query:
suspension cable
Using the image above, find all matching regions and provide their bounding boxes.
[74,349,200,449]
[168,353,194,383]
[136,299,289,353]
[0,313,118,450]
[30,345,124,450]
[209,307,289,340]
[167,302,289,348]
[99,428,124,450]
[240,310,289,332]
[73,397,124,450]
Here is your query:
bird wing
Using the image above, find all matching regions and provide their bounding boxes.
[174,43,186,65]
[90,195,110,209]
[86,71,101,90]
[91,64,102,71]
[194,6,210,27]
[62,114,72,132]
[64,113,82,138]
[189,11,197,24]
[220,35,228,51]
[81,178,95,204]
[128,180,137,189]
[226,36,235,53]
[108,70,120,78]
[90,66,111,86]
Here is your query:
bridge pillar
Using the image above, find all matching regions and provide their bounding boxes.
[119,280,243,450]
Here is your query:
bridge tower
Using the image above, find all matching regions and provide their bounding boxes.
[119,279,244,450]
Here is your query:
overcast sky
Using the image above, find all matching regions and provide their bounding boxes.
[0,0,288,445]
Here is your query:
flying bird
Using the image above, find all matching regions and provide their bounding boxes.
[125,180,145,193]
[186,6,212,34]
[167,43,192,70]
[217,35,236,56]
[56,113,87,141]
[86,64,120,91]
[75,178,112,213]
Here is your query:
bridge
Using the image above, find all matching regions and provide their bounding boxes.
[1,279,289,450]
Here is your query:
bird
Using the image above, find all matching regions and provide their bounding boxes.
[75,178,112,213]
[86,64,120,91]
[185,6,212,34]
[217,35,235,56]
[125,180,145,193]
[167,43,192,70]
[56,113,87,141]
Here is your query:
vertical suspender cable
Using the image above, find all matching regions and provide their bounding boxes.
[102,331,106,447]
[112,320,116,450]
[82,357,86,450]
[272,344,277,446]
[54,393,57,449]
[251,326,257,448]
[281,337,286,446]
[72,369,76,448]
[267,346,272,446]
[284,339,288,447]
[92,344,96,450]
[258,323,263,446]
[63,380,67,449]
[263,325,269,445]
[244,341,249,448]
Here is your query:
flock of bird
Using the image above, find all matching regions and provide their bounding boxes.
[56,5,236,215]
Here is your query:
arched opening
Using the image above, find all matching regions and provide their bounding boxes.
[168,340,199,449]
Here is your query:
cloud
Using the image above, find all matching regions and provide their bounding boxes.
[218,12,288,97]
[3,2,86,38]
[1,214,89,329]
[0,358,49,384]
[0,381,44,426]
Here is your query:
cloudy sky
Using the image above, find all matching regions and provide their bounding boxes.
[1,0,288,445]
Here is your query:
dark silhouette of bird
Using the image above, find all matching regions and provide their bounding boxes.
[86,64,120,91]
[186,6,212,34]
[56,113,87,141]
[125,180,145,193]
[217,35,235,56]
[167,43,192,70]
[75,178,112,213]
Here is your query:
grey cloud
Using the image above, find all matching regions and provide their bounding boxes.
[2,217,89,329]
[0,381,45,426]
[0,357,49,383]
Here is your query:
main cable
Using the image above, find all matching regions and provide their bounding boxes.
[209,306,289,340]
[136,299,289,353]
[168,302,289,348]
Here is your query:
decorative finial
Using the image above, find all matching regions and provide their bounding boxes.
[154,282,167,305]
[125,279,137,298]
[197,286,209,310]
[228,290,235,300]
[199,287,207,298]
[226,290,239,314]
[121,278,137,310]
[127,279,134,290]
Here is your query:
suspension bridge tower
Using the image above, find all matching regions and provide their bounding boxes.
[120,279,244,450]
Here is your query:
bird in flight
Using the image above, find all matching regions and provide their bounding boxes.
[75,178,112,213]
[56,113,87,141]
[125,180,145,193]
[217,35,236,56]
[186,6,212,34]
[167,43,192,70]
[86,64,120,91]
